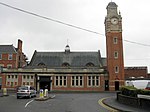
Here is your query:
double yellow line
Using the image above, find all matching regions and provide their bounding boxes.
[98,97,119,112]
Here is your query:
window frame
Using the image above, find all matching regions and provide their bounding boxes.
[115,66,119,73]
[113,37,118,44]
[8,54,13,60]
[114,51,118,59]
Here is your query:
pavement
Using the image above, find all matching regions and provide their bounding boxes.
[103,96,150,112]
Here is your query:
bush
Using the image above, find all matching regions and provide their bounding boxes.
[120,86,138,97]
[120,86,150,97]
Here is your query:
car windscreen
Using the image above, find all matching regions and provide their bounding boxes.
[18,87,28,90]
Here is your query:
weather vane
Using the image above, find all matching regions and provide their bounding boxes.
[67,39,69,45]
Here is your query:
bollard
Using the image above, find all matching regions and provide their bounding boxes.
[39,89,44,98]
[44,89,48,98]
[3,88,7,96]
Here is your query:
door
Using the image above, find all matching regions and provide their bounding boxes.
[115,81,119,91]
[105,80,109,91]
[39,76,51,91]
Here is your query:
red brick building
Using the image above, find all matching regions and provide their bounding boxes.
[125,67,148,79]
[0,39,27,68]
[105,2,125,90]
[1,2,128,91]
[0,39,27,88]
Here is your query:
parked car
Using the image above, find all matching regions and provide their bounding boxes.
[16,86,36,99]
[145,82,150,90]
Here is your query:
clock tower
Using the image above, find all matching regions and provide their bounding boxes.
[105,2,125,91]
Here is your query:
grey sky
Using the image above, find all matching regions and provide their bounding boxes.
[0,0,150,72]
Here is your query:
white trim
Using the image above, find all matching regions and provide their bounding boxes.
[113,37,118,44]
[54,75,67,87]
[71,75,83,87]
[114,51,118,59]
[87,75,100,87]
[115,66,119,73]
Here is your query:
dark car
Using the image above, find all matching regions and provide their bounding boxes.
[16,86,36,99]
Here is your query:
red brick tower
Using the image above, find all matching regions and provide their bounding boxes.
[105,2,125,91]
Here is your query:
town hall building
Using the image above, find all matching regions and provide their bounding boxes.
[0,2,125,91]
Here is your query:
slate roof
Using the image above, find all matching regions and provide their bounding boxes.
[29,50,105,68]
[0,45,17,53]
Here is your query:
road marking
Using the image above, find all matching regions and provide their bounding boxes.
[51,95,56,99]
[98,97,118,112]
[25,99,34,108]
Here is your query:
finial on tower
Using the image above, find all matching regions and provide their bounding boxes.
[65,39,70,53]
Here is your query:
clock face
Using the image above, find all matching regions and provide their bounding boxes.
[111,18,118,25]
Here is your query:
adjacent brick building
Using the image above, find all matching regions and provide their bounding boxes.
[0,39,27,88]
[125,67,148,79]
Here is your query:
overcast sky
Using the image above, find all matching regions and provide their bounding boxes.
[0,0,150,72]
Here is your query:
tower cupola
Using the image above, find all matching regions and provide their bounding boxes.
[65,45,70,53]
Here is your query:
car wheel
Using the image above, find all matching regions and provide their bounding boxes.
[17,96,19,99]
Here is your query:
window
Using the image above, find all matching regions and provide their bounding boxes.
[87,76,99,87]
[23,75,26,79]
[8,54,13,60]
[7,82,10,86]
[80,76,83,86]
[76,76,79,86]
[96,76,99,86]
[55,76,67,87]
[27,75,30,79]
[72,76,74,86]
[8,75,10,79]
[86,62,95,67]
[31,75,33,79]
[0,54,1,60]
[15,82,17,86]
[62,62,70,67]
[88,76,91,86]
[115,66,119,73]
[30,82,33,86]
[23,82,26,85]
[7,64,12,69]
[113,37,118,44]
[64,76,66,86]
[27,82,29,85]
[0,64,4,68]
[15,75,18,79]
[55,76,58,86]
[71,76,83,87]
[12,75,14,79]
[11,82,13,87]
[60,76,62,86]
[114,51,118,59]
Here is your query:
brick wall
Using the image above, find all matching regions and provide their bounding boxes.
[124,67,148,79]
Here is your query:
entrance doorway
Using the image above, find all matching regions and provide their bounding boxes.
[115,81,119,91]
[105,80,109,91]
[39,76,52,91]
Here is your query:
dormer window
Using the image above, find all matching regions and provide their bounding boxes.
[62,62,70,67]
[86,62,95,67]
[37,62,46,66]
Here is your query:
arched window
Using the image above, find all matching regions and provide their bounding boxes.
[86,62,95,67]
[37,62,46,66]
[62,62,70,67]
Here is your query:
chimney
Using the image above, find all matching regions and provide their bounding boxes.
[18,39,22,52]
